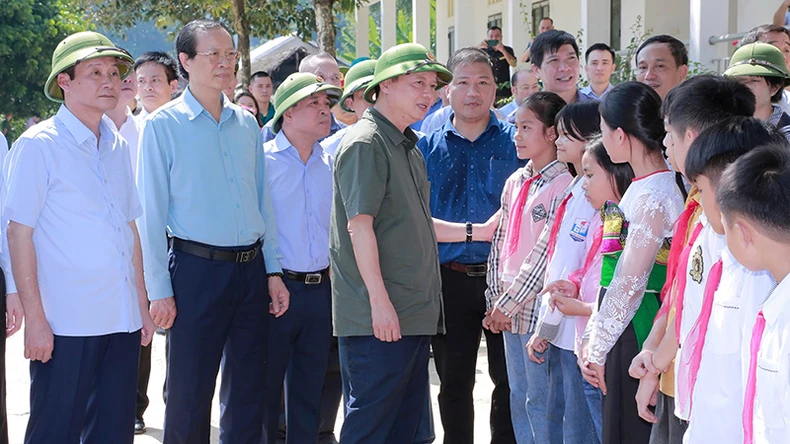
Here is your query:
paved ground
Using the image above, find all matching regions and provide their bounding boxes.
[6,330,496,443]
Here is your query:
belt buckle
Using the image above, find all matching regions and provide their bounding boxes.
[236,249,256,263]
[466,264,487,277]
[305,273,322,284]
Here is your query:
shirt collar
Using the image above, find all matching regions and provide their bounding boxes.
[524,159,567,180]
[441,110,501,138]
[768,105,785,127]
[182,86,235,124]
[762,276,788,326]
[366,107,419,146]
[271,128,324,159]
[56,104,111,147]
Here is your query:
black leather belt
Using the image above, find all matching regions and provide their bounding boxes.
[284,268,329,284]
[172,238,260,263]
[442,262,487,277]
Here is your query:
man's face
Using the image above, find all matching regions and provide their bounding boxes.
[736,75,778,110]
[180,28,236,93]
[345,89,371,120]
[532,43,580,95]
[59,56,122,113]
[662,118,694,176]
[382,71,440,125]
[448,62,496,123]
[511,71,540,105]
[636,42,688,99]
[119,74,137,108]
[136,62,177,112]
[283,91,333,141]
[759,31,790,72]
[311,59,342,88]
[249,75,274,106]
[585,49,616,85]
[539,19,554,34]
[487,28,502,43]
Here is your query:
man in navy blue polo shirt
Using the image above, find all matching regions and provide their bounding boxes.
[417,47,521,444]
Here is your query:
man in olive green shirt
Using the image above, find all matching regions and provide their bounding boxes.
[330,43,452,443]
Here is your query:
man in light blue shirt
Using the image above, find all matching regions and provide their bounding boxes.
[136,19,288,444]
[321,59,376,157]
[5,31,154,443]
[498,68,541,123]
[580,43,616,100]
[262,72,340,444]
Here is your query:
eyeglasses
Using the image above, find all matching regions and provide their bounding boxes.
[195,50,241,64]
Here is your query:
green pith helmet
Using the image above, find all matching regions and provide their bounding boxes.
[44,31,134,103]
[339,59,377,113]
[271,72,342,134]
[724,42,790,86]
[363,43,453,103]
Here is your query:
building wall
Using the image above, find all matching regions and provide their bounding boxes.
[736,0,780,34]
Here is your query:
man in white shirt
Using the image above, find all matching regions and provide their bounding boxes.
[4,31,154,443]
[105,72,140,175]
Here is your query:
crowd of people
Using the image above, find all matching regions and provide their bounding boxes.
[1,11,790,444]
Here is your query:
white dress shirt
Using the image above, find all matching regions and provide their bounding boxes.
[3,105,143,336]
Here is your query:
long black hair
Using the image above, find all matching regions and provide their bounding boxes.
[556,101,601,176]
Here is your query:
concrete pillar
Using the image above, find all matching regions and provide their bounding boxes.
[581,0,611,53]
[506,0,530,65]
[382,0,398,50]
[689,0,730,71]
[453,0,475,50]
[355,3,370,58]
[413,0,431,49]
[436,0,450,62]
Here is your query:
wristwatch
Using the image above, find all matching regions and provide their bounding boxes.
[465,221,473,243]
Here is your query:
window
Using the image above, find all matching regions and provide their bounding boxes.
[488,14,502,30]
[531,1,550,36]
[610,0,621,51]
[449,27,455,55]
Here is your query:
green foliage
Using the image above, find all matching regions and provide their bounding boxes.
[610,15,651,85]
[0,0,87,119]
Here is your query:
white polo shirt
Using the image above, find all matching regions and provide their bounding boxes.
[683,248,775,444]
[3,105,143,336]
[748,274,790,442]
[106,107,140,177]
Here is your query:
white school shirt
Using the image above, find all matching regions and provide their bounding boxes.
[538,177,597,350]
[747,275,790,442]
[673,215,727,420]
[3,105,143,336]
[105,107,140,177]
[683,248,775,444]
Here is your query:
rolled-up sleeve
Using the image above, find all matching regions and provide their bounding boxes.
[136,119,173,301]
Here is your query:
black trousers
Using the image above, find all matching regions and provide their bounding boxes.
[431,267,516,444]
[136,335,152,420]
[0,273,7,444]
[163,245,269,444]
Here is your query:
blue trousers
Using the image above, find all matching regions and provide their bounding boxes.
[163,247,269,444]
[24,330,141,444]
[339,335,431,444]
[263,277,333,444]
[547,344,599,444]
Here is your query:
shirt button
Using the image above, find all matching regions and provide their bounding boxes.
[229,178,235,183]
[240,230,246,235]
[236,203,241,208]
[110,203,115,208]
[224,152,228,157]
[471,209,475,214]
[117,228,121,232]
[104,179,108,184]
[121,252,125,256]
[470,165,475,169]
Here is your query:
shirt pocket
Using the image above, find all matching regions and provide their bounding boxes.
[755,356,786,430]
[486,159,519,196]
[708,300,741,355]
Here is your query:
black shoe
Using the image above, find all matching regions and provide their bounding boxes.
[134,418,146,435]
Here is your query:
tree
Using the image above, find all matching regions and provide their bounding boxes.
[79,0,315,88]
[313,0,363,57]
[0,0,87,118]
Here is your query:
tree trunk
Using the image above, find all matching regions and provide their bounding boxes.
[230,0,252,88]
[314,0,336,56]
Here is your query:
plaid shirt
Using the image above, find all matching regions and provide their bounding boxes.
[486,160,571,334]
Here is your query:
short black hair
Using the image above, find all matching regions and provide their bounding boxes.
[716,140,790,242]
[511,68,532,86]
[447,47,495,78]
[766,75,787,103]
[585,43,615,64]
[175,19,232,80]
[662,74,755,135]
[585,136,635,201]
[741,24,790,46]
[249,71,271,83]
[540,17,554,24]
[134,51,178,83]
[685,116,782,184]
[530,29,580,68]
[636,35,689,68]
[488,26,502,33]
[556,101,601,142]
[521,91,567,129]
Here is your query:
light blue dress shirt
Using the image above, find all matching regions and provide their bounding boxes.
[3,105,142,335]
[265,131,332,273]
[137,87,282,301]
[580,83,613,100]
